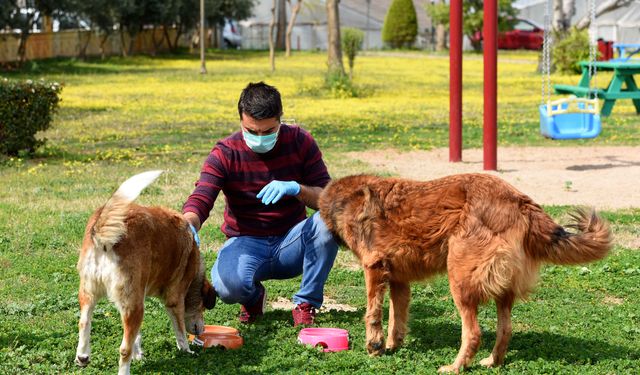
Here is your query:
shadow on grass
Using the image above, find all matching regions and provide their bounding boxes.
[2,50,270,77]
[408,316,638,366]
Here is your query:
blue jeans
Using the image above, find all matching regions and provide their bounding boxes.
[211,212,339,309]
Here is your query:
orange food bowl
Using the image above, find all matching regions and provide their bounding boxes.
[189,325,243,350]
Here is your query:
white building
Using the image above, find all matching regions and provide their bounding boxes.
[239,0,433,50]
[515,0,640,43]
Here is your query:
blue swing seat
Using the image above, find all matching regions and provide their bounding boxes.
[539,96,602,139]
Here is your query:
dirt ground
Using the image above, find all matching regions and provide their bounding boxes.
[348,146,640,210]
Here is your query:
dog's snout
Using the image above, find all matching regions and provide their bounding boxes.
[194,324,203,335]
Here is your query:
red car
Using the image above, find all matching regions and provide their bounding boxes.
[472,19,544,50]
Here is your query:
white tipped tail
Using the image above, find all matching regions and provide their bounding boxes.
[114,170,163,202]
[92,170,164,250]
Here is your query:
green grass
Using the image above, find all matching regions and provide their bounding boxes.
[1,50,639,373]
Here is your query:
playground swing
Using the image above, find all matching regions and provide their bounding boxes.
[538,0,602,140]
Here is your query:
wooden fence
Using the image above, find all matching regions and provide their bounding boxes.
[0,28,187,62]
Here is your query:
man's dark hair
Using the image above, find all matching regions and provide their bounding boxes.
[238,82,283,121]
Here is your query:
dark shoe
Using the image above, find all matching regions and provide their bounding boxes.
[239,284,267,324]
[292,302,316,326]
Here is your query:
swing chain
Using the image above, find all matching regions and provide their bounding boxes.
[588,0,598,101]
[541,0,552,106]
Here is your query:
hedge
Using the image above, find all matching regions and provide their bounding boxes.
[0,78,62,156]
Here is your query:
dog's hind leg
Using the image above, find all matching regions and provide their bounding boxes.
[386,281,410,351]
[166,302,192,353]
[363,259,388,356]
[439,239,483,373]
[117,302,144,375]
[75,284,98,367]
[480,292,514,368]
[438,288,481,373]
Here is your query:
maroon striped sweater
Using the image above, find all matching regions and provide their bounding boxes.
[183,124,331,237]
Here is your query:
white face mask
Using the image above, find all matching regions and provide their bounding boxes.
[242,129,279,153]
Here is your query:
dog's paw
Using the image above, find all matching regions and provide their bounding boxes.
[132,350,144,361]
[385,336,404,351]
[366,341,386,356]
[75,355,90,367]
[479,355,501,368]
[437,364,460,374]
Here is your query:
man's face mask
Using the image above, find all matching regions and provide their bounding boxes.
[242,127,279,153]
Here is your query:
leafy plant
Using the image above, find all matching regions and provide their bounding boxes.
[324,69,359,98]
[341,27,364,79]
[553,27,593,74]
[0,78,62,156]
[382,0,418,48]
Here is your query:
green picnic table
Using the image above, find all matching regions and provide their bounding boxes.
[554,60,640,116]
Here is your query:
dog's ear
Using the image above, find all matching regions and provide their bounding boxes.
[202,279,217,309]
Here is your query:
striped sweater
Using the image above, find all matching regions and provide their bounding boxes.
[183,124,331,237]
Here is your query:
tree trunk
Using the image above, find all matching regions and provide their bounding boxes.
[17,32,30,64]
[100,33,110,60]
[163,25,174,51]
[436,24,446,51]
[562,0,576,24]
[553,0,567,32]
[269,0,277,72]
[576,0,631,30]
[276,0,287,50]
[120,29,129,57]
[173,25,183,53]
[78,31,92,60]
[434,0,447,51]
[326,0,345,75]
[285,0,302,57]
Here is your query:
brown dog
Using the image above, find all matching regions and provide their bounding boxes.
[75,171,216,375]
[318,173,612,373]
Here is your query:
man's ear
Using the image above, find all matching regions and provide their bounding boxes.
[202,280,217,309]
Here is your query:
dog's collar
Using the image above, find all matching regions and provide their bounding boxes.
[188,223,200,247]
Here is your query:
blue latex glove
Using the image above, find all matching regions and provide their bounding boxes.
[257,180,300,205]
[188,223,200,247]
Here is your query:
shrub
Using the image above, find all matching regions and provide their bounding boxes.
[0,78,62,156]
[324,69,359,98]
[553,28,594,74]
[341,27,364,79]
[382,0,418,48]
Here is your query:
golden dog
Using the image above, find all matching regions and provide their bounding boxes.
[318,173,611,373]
[75,171,216,375]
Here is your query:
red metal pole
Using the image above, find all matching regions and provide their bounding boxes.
[449,0,462,162]
[483,0,498,170]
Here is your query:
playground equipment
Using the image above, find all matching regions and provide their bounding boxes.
[539,0,601,139]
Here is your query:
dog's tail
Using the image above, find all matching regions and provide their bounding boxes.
[91,170,163,250]
[527,206,612,265]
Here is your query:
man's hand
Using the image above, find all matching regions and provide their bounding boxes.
[257,180,300,205]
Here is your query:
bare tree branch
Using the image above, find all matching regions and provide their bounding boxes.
[576,0,633,29]
[285,0,302,57]
[269,0,276,72]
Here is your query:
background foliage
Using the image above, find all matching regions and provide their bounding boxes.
[552,27,592,74]
[341,27,364,79]
[0,78,62,156]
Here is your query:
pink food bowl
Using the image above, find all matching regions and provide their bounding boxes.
[297,328,349,352]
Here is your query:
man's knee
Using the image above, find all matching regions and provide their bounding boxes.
[211,268,253,305]
[310,212,338,252]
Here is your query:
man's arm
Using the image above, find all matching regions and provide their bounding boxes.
[296,184,323,210]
